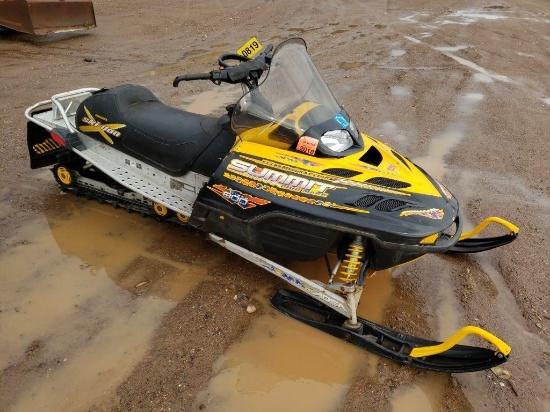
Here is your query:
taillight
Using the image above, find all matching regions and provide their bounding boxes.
[50,132,66,147]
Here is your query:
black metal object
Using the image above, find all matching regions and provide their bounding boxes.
[271,289,509,373]
[449,233,518,253]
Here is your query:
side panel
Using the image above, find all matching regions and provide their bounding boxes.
[253,216,341,261]
[191,200,342,261]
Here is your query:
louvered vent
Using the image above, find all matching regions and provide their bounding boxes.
[323,168,361,178]
[375,199,408,211]
[366,177,411,189]
[354,195,383,208]
[391,150,411,170]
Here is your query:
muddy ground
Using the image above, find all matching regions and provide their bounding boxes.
[1,0,549,411]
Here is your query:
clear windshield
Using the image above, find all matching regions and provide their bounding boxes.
[231,38,342,148]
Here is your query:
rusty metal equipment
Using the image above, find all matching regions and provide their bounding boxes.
[0,0,96,34]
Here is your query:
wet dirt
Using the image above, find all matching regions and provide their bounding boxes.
[2,0,550,411]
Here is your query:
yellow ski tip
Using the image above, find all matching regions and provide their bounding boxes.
[459,217,519,241]
[409,325,511,358]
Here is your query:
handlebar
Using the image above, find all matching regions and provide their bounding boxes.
[173,43,273,88]
[173,73,212,87]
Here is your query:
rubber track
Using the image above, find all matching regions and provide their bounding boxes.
[58,179,188,226]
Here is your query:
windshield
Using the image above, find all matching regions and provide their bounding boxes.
[231,38,343,148]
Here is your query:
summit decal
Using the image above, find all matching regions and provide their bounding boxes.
[227,158,339,197]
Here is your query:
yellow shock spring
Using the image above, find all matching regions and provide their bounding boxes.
[338,238,365,283]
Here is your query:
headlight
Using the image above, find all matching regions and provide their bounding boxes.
[320,130,353,152]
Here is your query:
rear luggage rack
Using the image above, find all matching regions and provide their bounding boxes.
[25,88,99,131]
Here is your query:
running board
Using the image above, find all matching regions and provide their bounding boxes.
[271,289,510,373]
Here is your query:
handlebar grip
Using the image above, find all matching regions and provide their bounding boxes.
[173,72,212,87]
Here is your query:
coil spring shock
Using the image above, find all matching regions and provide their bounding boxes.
[338,236,365,283]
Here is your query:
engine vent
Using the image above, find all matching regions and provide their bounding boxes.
[354,195,383,208]
[323,168,361,178]
[366,177,411,189]
[375,199,409,211]
[360,146,383,166]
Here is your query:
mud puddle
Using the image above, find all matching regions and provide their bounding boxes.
[1,197,411,412]
[193,310,363,412]
[0,197,210,411]
[193,259,397,411]
[389,374,449,412]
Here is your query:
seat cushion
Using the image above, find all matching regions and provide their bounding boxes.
[76,84,222,175]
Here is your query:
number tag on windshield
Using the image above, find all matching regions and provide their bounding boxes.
[296,136,319,156]
[238,37,263,58]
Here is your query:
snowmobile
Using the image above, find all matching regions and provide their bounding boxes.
[25,38,519,372]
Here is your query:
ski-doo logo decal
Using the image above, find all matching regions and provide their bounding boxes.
[227,159,338,197]
[260,264,346,311]
[334,114,349,128]
[400,208,444,220]
[79,106,126,145]
[208,184,270,209]
[32,138,62,154]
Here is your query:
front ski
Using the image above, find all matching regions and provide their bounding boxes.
[271,289,510,373]
[449,217,519,253]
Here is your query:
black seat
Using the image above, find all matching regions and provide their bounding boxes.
[76,84,226,176]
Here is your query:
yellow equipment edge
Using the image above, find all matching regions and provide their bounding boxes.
[409,325,512,358]
[459,216,519,241]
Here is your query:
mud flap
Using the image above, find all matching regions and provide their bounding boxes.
[27,122,70,169]
[271,289,509,373]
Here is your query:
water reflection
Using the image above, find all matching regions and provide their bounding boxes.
[0,199,205,411]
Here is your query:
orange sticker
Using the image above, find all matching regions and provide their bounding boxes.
[296,136,318,156]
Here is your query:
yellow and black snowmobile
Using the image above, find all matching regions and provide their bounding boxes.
[26,38,518,372]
